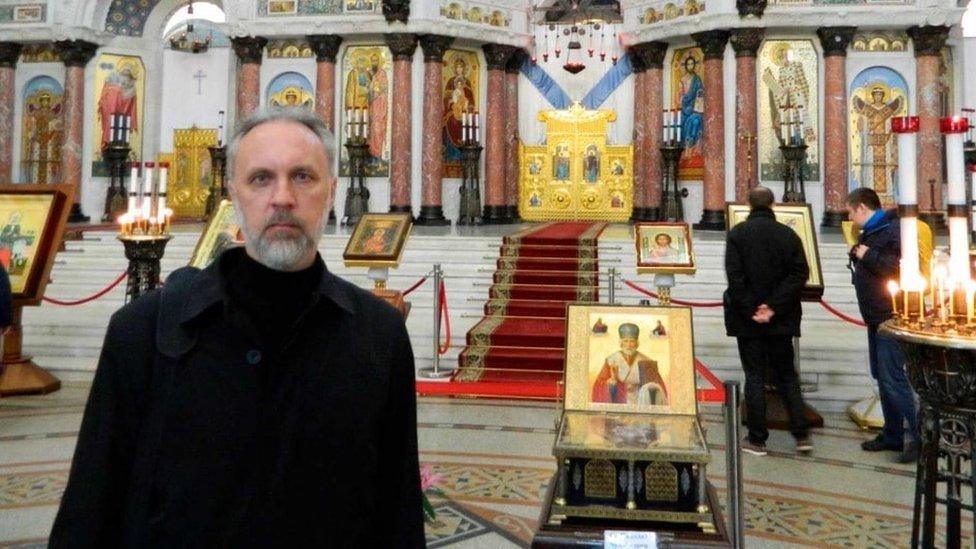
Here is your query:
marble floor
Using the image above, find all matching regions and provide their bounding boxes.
[0,374,957,548]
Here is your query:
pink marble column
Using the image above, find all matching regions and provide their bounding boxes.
[0,43,23,182]
[630,64,648,215]
[909,26,950,229]
[503,50,526,222]
[730,29,764,203]
[385,34,418,213]
[231,37,268,121]
[308,35,342,132]
[55,40,98,222]
[629,42,668,220]
[816,27,856,227]
[482,43,516,224]
[417,35,453,225]
[692,31,729,230]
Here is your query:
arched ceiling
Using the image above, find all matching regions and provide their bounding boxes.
[104,0,162,36]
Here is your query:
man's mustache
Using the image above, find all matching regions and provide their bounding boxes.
[262,210,305,233]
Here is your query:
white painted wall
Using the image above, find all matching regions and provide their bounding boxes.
[159,47,232,151]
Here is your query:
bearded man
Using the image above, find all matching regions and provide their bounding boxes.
[50,108,425,547]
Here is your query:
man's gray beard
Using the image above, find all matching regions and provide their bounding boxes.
[235,208,327,271]
[621,348,637,357]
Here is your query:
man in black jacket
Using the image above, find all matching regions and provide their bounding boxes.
[847,187,919,463]
[725,187,812,455]
[50,108,426,547]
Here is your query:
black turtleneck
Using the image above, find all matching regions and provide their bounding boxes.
[220,247,323,352]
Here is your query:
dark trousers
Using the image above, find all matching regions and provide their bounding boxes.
[738,336,809,443]
[867,324,920,445]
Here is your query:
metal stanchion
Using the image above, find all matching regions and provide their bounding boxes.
[724,380,745,549]
[419,264,453,379]
[607,267,617,304]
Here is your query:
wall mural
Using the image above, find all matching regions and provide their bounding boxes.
[758,39,819,182]
[20,75,62,184]
[266,71,315,109]
[266,39,314,58]
[259,0,378,16]
[92,54,145,176]
[19,43,59,63]
[669,46,704,180]
[848,66,909,206]
[442,49,480,178]
[638,0,705,25]
[440,2,511,27]
[340,45,391,177]
[0,2,46,23]
[104,0,159,35]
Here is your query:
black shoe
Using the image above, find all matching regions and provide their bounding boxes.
[894,442,920,464]
[861,434,903,452]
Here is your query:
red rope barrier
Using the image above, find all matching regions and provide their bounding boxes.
[438,280,451,355]
[622,279,724,308]
[42,271,128,306]
[818,300,867,327]
[402,275,428,297]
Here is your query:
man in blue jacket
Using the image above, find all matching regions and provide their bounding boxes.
[847,187,919,463]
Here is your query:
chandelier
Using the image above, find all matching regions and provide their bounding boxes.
[533,1,621,74]
[168,1,212,53]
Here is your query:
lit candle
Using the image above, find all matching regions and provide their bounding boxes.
[888,280,899,318]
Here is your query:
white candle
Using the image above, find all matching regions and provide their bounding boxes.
[676,109,682,127]
[474,118,480,143]
[946,128,966,204]
[950,217,969,281]
[142,162,154,220]
[676,118,682,143]
[971,169,976,229]
[218,110,225,145]
[363,108,368,128]
[128,162,139,214]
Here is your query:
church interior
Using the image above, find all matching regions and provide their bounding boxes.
[2,0,976,546]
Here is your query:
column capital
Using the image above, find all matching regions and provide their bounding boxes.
[816,27,857,57]
[629,51,647,73]
[691,30,730,60]
[382,0,410,24]
[418,34,453,63]
[0,42,24,68]
[629,41,668,70]
[505,48,528,74]
[482,43,517,71]
[384,33,418,60]
[908,25,949,57]
[231,36,268,64]
[736,0,767,17]
[307,35,342,63]
[729,28,764,58]
[55,40,98,68]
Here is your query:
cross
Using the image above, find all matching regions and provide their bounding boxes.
[193,70,207,95]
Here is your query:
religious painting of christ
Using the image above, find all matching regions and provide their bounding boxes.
[758,40,820,181]
[848,66,909,205]
[92,54,145,175]
[20,76,63,185]
[669,47,704,180]
[343,213,412,264]
[442,49,480,177]
[340,46,392,177]
[266,72,315,110]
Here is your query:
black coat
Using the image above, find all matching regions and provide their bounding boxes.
[0,265,10,328]
[724,208,810,337]
[850,208,900,325]
[50,250,425,548]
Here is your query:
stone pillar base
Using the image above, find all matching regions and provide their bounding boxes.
[504,205,520,224]
[630,207,660,222]
[821,210,848,229]
[919,211,946,233]
[694,209,726,231]
[67,202,90,224]
[416,205,449,226]
[389,204,414,217]
[482,205,508,224]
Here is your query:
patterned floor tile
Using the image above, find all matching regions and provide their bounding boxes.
[425,503,491,548]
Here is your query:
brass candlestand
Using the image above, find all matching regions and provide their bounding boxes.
[741,133,757,189]
[101,143,131,222]
[119,235,171,302]
[660,144,686,222]
[343,137,370,225]
[457,139,484,225]
[780,143,808,204]
[205,145,227,219]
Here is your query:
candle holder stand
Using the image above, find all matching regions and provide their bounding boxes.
[660,144,687,222]
[101,143,131,222]
[457,140,484,225]
[205,145,228,220]
[343,137,371,226]
[119,235,171,303]
[780,143,808,204]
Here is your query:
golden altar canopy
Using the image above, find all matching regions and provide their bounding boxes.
[519,103,634,222]
[169,128,218,219]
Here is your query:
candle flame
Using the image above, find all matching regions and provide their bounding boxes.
[888,280,900,296]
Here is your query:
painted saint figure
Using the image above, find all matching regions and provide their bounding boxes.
[678,55,704,152]
[367,53,389,161]
[443,57,476,160]
[359,226,391,254]
[643,233,683,263]
[584,145,600,183]
[97,60,139,150]
[553,143,570,180]
[853,86,902,195]
[22,87,62,184]
[591,323,669,406]
[762,44,813,146]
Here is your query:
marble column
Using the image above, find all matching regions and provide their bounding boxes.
[0,42,24,182]
[385,33,418,214]
[231,37,268,121]
[909,25,950,230]
[816,27,856,228]
[628,53,648,219]
[629,42,668,221]
[503,49,526,222]
[417,35,453,225]
[307,35,342,132]
[55,40,98,223]
[730,29,764,203]
[691,31,730,230]
[482,43,516,224]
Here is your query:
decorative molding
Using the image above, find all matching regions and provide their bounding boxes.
[382,0,410,23]
[232,36,269,64]
[729,28,764,58]
[20,43,58,63]
[816,27,856,57]
[267,39,314,59]
[736,0,766,18]
[638,2,705,25]
[384,33,418,61]
[0,42,24,68]
[440,1,511,28]
[306,34,342,62]
[419,34,454,63]
[483,43,516,71]
[630,41,668,70]
[55,40,98,68]
[506,48,528,73]
[907,25,949,57]
[851,31,909,52]
[691,30,729,60]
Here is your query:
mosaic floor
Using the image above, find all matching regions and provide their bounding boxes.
[0,378,964,548]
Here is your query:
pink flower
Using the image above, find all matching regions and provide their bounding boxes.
[419,462,445,491]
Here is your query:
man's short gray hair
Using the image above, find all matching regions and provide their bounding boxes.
[226,107,336,180]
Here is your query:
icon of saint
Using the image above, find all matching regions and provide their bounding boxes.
[591,323,669,406]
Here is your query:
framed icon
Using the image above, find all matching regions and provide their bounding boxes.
[0,184,71,304]
[342,212,412,267]
[635,222,696,275]
[188,200,243,269]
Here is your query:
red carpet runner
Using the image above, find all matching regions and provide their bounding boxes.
[450,222,607,392]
